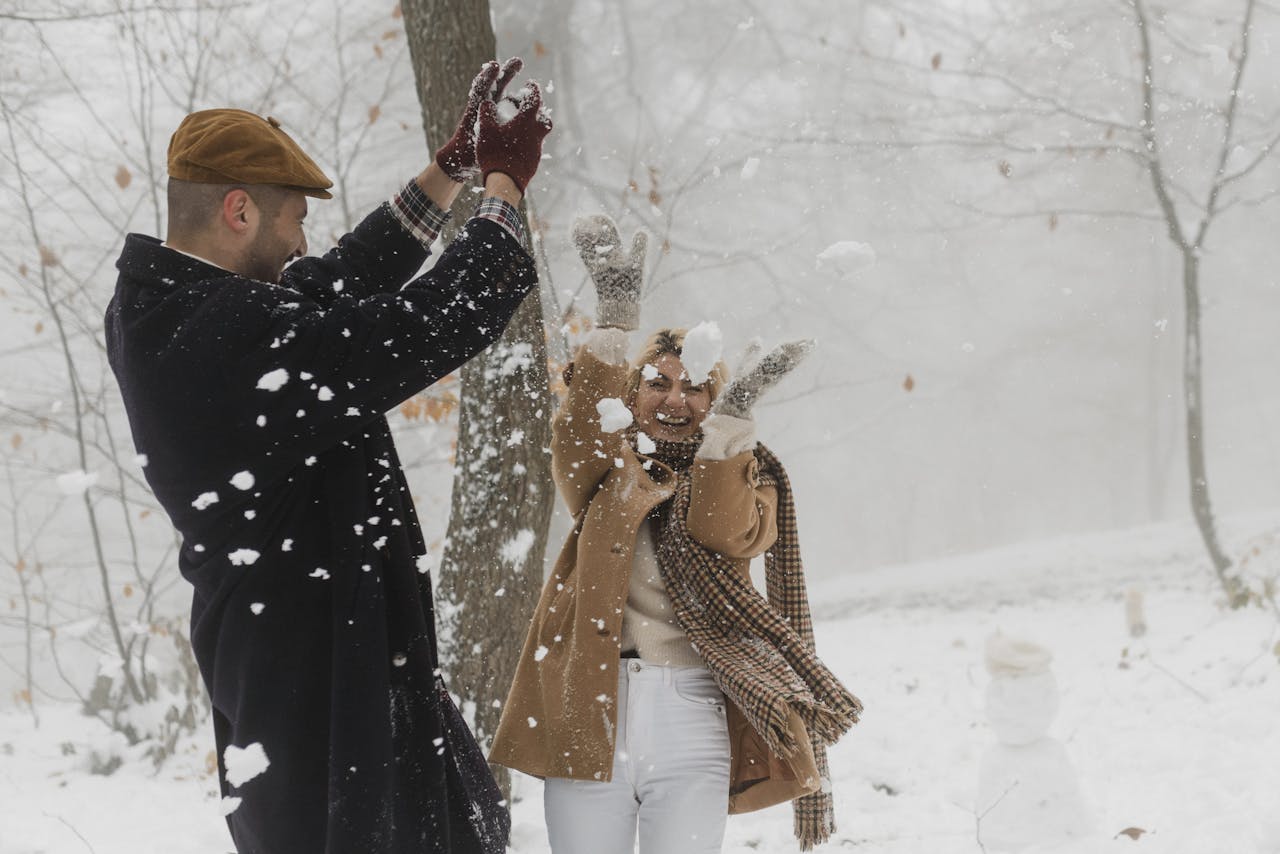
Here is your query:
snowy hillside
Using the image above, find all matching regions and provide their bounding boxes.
[4,514,1276,854]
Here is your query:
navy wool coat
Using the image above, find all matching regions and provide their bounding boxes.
[105,205,535,853]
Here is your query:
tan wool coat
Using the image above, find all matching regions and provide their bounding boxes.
[488,346,822,814]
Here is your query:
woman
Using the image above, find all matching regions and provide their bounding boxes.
[489,216,861,853]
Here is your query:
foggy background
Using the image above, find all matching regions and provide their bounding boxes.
[2,0,1278,703]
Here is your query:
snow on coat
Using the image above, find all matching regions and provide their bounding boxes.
[105,207,535,853]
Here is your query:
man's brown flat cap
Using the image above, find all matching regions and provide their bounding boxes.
[168,108,334,199]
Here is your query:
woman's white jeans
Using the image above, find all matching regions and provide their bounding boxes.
[543,660,731,854]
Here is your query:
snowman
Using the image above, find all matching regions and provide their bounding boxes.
[976,633,1092,851]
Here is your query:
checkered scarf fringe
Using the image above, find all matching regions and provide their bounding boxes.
[648,441,862,850]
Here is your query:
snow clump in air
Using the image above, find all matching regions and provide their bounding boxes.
[192,491,220,510]
[219,797,242,816]
[596,398,633,433]
[740,157,760,180]
[680,321,723,385]
[223,742,270,787]
[636,431,656,455]
[56,470,98,495]
[816,241,877,278]
[641,363,659,381]
[230,471,255,491]
[228,549,260,566]
[256,368,290,391]
[534,645,549,662]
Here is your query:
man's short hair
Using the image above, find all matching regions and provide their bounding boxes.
[166,179,292,239]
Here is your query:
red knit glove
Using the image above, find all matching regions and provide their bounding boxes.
[476,81,553,193]
[434,57,523,183]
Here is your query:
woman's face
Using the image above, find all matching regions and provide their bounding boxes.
[630,352,712,442]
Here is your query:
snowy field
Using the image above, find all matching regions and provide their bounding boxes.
[2,514,1277,854]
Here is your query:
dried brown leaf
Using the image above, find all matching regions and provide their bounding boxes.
[1115,827,1148,841]
[534,40,548,58]
[998,160,1013,178]
[368,104,381,125]
[115,165,132,190]
[931,52,942,70]
[39,245,60,268]
[34,321,44,334]
[903,374,915,392]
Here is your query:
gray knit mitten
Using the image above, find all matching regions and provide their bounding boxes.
[571,214,647,330]
[713,339,815,420]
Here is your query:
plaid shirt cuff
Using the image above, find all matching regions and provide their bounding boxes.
[472,197,527,246]
[389,180,451,248]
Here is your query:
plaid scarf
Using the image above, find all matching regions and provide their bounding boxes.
[642,436,863,850]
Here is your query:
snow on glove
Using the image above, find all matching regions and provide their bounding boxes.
[572,214,647,331]
[475,80,553,193]
[434,58,522,182]
[713,339,815,420]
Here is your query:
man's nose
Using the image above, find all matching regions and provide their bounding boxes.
[664,386,686,407]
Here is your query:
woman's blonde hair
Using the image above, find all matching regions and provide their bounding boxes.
[624,327,729,405]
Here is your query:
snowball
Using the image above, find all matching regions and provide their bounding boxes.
[415,554,433,575]
[229,471,255,491]
[134,454,149,468]
[635,431,656,455]
[256,368,289,391]
[219,797,242,816]
[527,717,538,728]
[332,279,344,293]
[310,568,331,580]
[641,363,659,381]
[249,603,265,615]
[317,386,334,402]
[680,321,723,385]
[228,549,260,566]
[281,539,293,552]
[816,241,876,278]
[56,469,98,495]
[191,491,220,510]
[596,398,634,433]
[740,157,760,180]
[223,742,270,787]
[534,645,549,662]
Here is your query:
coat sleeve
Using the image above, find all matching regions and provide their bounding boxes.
[685,451,779,560]
[196,217,535,465]
[551,345,631,518]
[278,201,435,308]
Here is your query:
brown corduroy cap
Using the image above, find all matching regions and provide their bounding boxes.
[167,108,334,199]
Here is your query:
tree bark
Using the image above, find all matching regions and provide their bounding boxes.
[1180,249,1244,605]
[401,0,555,798]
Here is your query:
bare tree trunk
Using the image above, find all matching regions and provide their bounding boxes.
[401,0,555,798]
[1180,249,1243,605]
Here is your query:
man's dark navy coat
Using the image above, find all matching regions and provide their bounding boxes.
[105,202,535,853]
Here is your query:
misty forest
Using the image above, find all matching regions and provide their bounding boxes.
[1,1,1278,852]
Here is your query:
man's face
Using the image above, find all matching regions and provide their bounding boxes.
[242,190,308,283]
[630,352,712,442]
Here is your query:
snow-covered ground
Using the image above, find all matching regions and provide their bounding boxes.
[2,515,1277,854]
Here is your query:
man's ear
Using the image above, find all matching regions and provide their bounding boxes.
[221,189,256,236]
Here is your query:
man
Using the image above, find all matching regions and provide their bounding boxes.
[105,59,550,853]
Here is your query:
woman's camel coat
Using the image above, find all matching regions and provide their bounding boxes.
[488,347,821,813]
